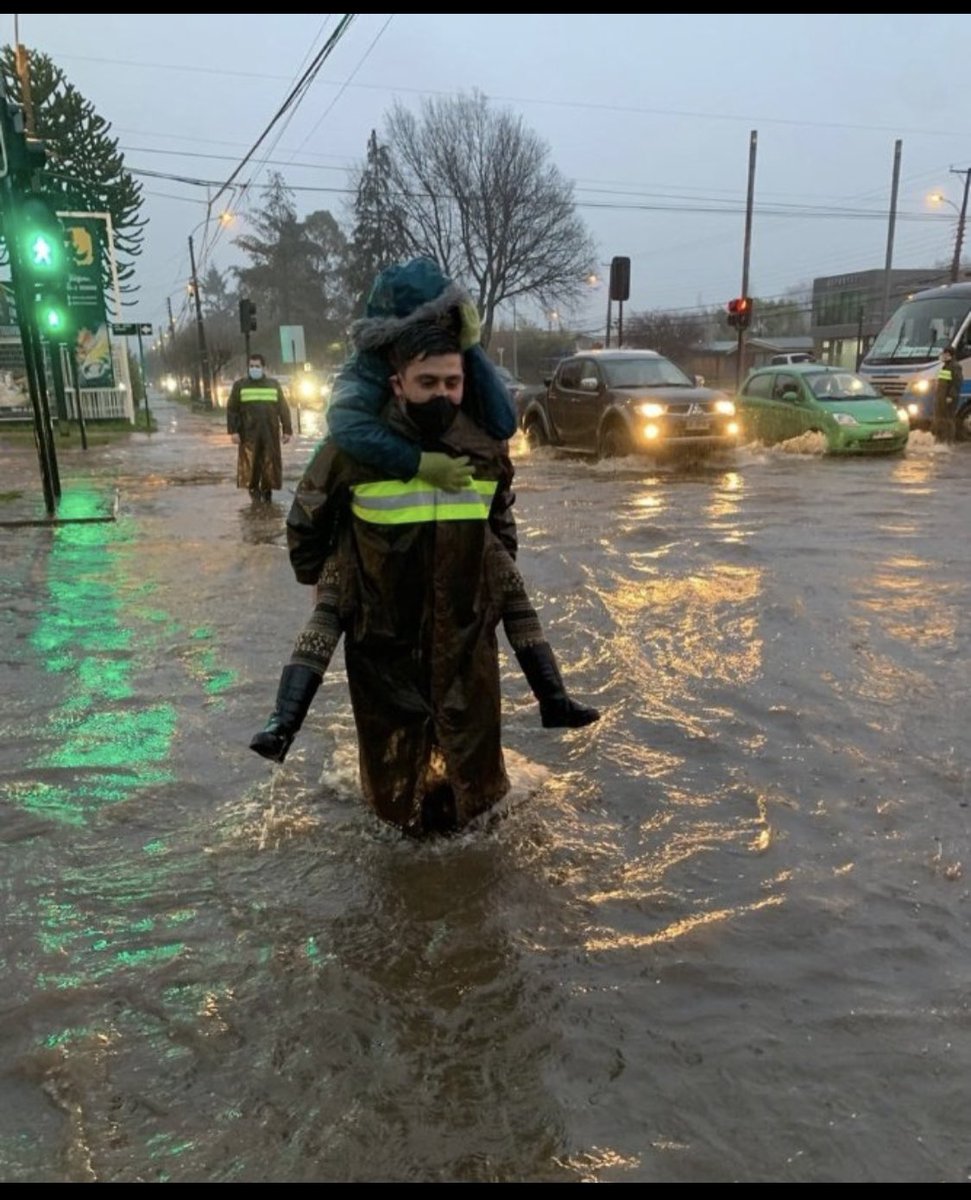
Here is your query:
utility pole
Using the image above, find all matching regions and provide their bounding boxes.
[736,130,758,392]
[948,166,971,284]
[187,234,213,408]
[880,139,902,326]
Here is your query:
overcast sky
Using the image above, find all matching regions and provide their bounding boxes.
[6,12,971,344]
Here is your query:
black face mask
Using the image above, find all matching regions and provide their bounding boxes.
[405,395,458,441]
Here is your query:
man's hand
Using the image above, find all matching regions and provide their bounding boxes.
[419,452,474,491]
[458,301,481,351]
[230,433,240,444]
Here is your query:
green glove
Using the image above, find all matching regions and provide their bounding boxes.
[458,301,481,351]
[418,452,474,491]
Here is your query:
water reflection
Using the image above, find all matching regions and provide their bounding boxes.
[238,497,289,546]
[23,516,176,823]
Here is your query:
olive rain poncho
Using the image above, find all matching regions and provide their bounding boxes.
[287,403,516,836]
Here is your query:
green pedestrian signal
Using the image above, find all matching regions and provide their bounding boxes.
[36,288,69,335]
[18,196,66,279]
[12,196,71,340]
[29,231,56,267]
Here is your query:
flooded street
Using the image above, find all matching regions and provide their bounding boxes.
[2,397,971,1182]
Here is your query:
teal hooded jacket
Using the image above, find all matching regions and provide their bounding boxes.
[325,258,517,480]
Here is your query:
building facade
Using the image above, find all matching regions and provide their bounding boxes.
[810,267,953,368]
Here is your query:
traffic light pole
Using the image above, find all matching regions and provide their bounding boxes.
[3,181,60,512]
[736,130,758,392]
[188,233,213,408]
[65,346,88,450]
[135,325,152,431]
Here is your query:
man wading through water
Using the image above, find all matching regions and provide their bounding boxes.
[227,353,292,502]
[250,259,600,812]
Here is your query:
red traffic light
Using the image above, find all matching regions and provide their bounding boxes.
[727,296,753,329]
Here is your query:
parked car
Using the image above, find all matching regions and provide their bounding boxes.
[519,349,740,459]
[737,363,910,454]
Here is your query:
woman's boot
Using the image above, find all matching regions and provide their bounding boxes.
[514,642,600,729]
[250,664,322,762]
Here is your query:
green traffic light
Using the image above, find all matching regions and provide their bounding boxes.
[41,307,65,331]
[29,232,54,267]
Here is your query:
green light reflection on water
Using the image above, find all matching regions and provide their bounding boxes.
[20,497,187,822]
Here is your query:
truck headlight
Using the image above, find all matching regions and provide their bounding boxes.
[713,398,736,415]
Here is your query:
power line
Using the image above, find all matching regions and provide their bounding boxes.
[208,14,356,210]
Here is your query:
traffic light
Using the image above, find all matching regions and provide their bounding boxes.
[19,195,66,278]
[0,77,47,183]
[16,195,71,339]
[727,296,753,330]
[609,255,631,302]
[239,297,257,333]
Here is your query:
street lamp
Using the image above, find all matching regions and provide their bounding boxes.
[187,210,234,407]
[928,167,971,283]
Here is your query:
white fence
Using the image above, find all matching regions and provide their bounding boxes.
[61,342,135,423]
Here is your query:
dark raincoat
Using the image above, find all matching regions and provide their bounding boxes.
[286,403,516,836]
[227,374,293,491]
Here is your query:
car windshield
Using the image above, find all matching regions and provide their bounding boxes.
[602,357,692,388]
[805,372,883,400]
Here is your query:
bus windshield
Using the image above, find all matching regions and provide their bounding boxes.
[866,295,971,363]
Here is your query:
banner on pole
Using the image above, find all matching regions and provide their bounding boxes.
[61,215,115,389]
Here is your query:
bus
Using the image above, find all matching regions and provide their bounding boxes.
[858,280,971,436]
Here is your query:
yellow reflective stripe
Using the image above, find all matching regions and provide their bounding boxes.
[351,477,497,525]
[239,387,279,402]
[939,369,953,380]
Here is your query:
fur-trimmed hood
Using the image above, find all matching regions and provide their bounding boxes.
[350,257,473,354]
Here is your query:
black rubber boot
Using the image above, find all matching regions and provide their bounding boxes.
[250,664,322,762]
[514,642,600,729]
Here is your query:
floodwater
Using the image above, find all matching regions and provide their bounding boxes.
[2,398,971,1182]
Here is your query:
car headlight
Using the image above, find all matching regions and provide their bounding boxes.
[912,378,931,395]
[713,398,735,415]
[897,407,910,423]
[637,402,665,418]
[906,402,920,417]
[298,380,316,399]
[832,412,859,426]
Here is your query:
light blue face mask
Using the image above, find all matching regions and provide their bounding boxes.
[248,366,264,380]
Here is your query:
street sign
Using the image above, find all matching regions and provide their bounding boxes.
[111,322,138,336]
[279,324,306,365]
[138,322,152,336]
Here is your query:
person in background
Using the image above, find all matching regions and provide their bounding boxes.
[932,345,963,443]
[227,352,293,501]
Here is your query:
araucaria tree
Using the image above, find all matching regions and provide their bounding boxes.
[377,91,596,348]
[0,46,146,300]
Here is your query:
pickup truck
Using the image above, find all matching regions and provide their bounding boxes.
[519,348,740,459]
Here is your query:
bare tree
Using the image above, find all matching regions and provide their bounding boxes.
[623,310,706,361]
[381,91,596,347]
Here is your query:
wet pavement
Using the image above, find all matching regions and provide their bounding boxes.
[2,397,971,1182]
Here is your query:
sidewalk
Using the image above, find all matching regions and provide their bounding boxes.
[0,395,238,526]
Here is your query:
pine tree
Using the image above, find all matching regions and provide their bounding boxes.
[0,46,146,298]
[345,130,414,315]
[233,173,351,365]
